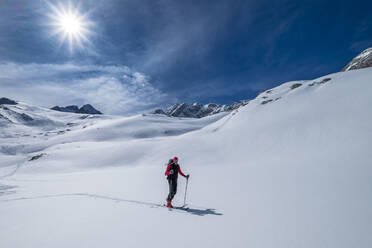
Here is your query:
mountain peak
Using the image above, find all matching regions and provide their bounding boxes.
[51,104,102,115]
[0,97,17,105]
[342,47,372,71]
[77,104,102,115]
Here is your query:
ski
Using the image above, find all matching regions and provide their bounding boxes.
[174,205,189,211]
[162,204,189,211]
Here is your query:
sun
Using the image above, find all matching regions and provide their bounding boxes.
[47,1,93,52]
[59,13,82,35]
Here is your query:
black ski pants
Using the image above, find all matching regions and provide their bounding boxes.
[167,179,178,201]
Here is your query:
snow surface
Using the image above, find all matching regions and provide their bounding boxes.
[1,68,372,248]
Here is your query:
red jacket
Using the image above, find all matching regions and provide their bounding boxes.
[165,162,186,178]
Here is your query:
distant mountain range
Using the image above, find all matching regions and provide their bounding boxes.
[1,47,371,119]
[154,47,372,118]
[153,101,249,118]
[51,104,102,115]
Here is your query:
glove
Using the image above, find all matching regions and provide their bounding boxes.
[186,174,190,179]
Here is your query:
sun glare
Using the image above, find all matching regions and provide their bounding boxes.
[60,14,82,34]
[47,1,93,52]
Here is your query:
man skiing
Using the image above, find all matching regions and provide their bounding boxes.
[165,156,189,208]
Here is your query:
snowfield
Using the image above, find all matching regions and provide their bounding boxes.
[1,68,372,248]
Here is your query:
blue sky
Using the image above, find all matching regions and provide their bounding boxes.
[1,0,371,115]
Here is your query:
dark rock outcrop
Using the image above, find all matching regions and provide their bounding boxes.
[51,105,79,113]
[153,101,249,118]
[20,113,33,122]
[153,109,167,115]
[0,97,17,105]
[29,153,46,161]
[290,83,302,90]
[342,47,372,71]
[51,104,102,115]
[76,104,102,115]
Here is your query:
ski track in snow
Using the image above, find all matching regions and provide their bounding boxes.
[0,159,27,179]
[1,192,223,216]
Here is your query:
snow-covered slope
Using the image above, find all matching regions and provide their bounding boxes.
[0,101,228,167]
[1,68,372,248]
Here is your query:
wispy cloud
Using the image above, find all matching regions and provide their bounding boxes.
[0,62,171,115]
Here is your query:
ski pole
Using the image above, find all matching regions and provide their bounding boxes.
[183,177,189,207]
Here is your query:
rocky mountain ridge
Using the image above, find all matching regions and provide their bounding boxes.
[342,47,372,71]
[51,104,102,115]
[0,97,17,105]
[153,101,249,118]
[154,47,372,119]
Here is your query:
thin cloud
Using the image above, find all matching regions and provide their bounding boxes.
[0,62,171,115]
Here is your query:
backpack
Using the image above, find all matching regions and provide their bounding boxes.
[167,159,173,166]
[166,159,179,180]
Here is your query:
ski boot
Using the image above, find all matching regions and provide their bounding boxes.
[166,200,173,208]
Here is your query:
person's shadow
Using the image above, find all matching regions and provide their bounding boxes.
[176,207,223,216]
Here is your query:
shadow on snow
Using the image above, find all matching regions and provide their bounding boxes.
[177,207,223,216]
[0,183,17,196]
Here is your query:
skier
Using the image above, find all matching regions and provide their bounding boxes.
[165,156,189,208]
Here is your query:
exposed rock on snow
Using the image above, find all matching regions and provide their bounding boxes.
[0,97,17,105]
[77,104,102,115]
[51,104,102,115]
[154,101,249,118]
[51,105,79,113]
[261,99,273,105]
[342,47,372,71]
[0,113,13,125]
[308,77,332,86]
[153,109,167,115]
[20,113,33,122]
[29,153,46,161]
[290,83,302,90]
